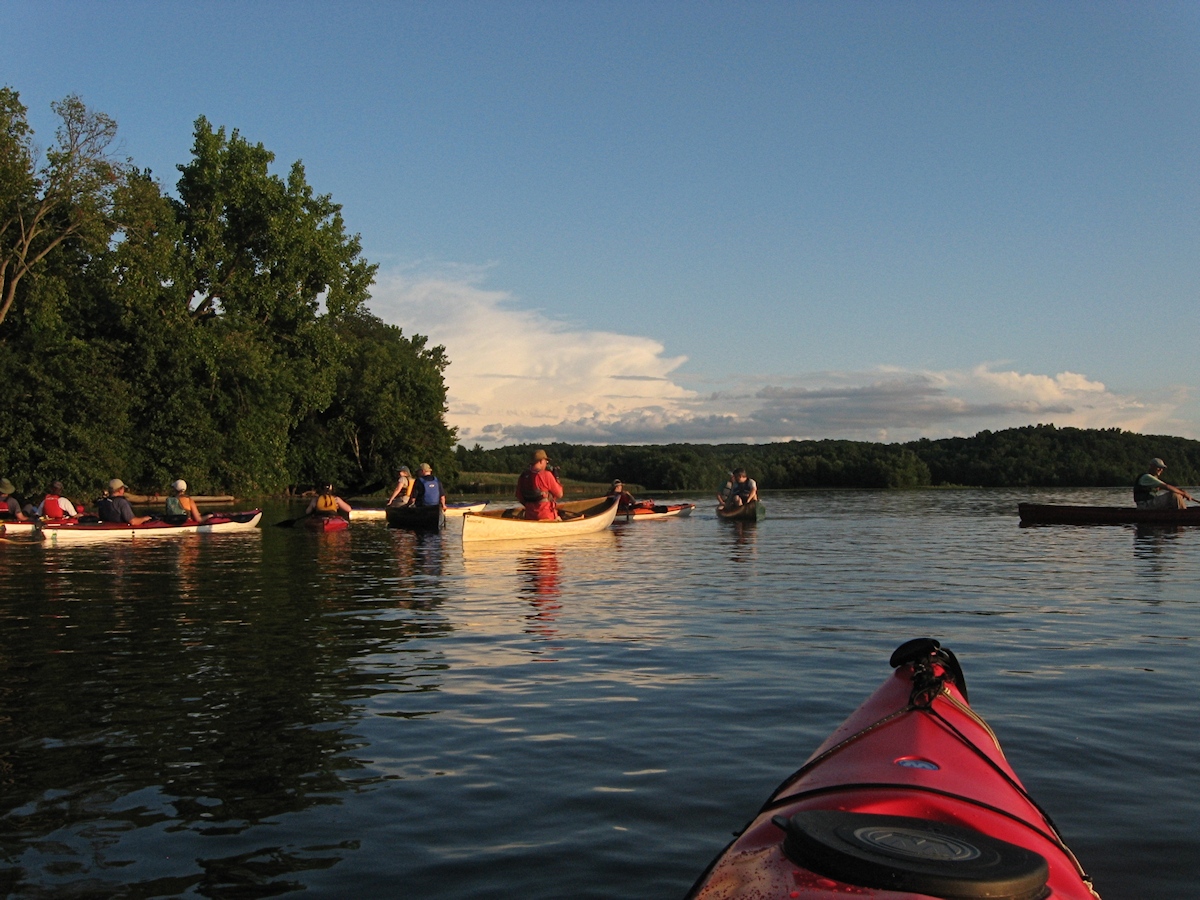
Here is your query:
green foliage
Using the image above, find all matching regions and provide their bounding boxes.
[0,89,455,500]
[456,427,1200,492]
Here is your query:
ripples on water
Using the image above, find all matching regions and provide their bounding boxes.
[0,488,1196,898]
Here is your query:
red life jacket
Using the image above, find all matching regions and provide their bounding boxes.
[43,494,65,518]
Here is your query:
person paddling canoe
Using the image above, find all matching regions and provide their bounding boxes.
[1135,458,1196,510]
[387,466,415,506]
[516,449,564,520]
[725,468,758,508]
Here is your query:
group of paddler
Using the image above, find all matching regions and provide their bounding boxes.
[0,476,210,527]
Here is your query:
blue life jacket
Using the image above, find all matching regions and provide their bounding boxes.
[415,474,442,507]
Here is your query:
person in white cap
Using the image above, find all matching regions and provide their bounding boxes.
[166,479,209,523]
[1134,458,1195,510]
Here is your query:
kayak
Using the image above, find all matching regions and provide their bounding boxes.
[445,501,488,517]
[302,514,349,533]
[618,502,696,521]
[348,506,388,521]
[685,638,1100,900]
[385,503,445,531]
[1019,502,1200,526]
[27,511,263,545]
[461,496,619,543]
[717,499,764,521]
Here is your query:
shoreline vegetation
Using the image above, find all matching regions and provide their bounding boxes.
[449,424,1200,496]
[4,91,1198,506]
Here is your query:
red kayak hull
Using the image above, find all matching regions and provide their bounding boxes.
[303,515,349,533]
[686,641,1099,899]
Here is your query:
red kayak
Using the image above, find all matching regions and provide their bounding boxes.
[686,639,1100,900]
[303,514,349,533]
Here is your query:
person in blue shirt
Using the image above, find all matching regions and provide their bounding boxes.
[98,479,154,525]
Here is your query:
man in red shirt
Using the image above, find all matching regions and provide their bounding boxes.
[516,449,563,520]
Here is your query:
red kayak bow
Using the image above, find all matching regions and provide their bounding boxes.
[686,639,1100,900]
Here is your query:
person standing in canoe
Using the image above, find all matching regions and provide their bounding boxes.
[517,449,563,520]
[725,468,758,508]
[412,463,446,511]
[1134,458,1196,510]
[166,480,210,524]
[99,479,154,525]
[306,482,353,518]
[387,466,415,506]
[35,481,78,520]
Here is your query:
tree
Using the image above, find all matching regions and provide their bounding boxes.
[0,88,124,329]
[170,118,381,491]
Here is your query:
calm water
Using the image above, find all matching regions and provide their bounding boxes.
[0,488,1196,899]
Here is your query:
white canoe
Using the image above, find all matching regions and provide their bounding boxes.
[618,502,696,521]
[461,497,619,543]
[348,507,388,521]
[444,501,488,517]
[27,511,263,545]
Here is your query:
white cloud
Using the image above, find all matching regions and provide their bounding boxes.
[368,271,1194,444]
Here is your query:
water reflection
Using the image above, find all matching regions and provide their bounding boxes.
[518,547,562,638]
[0,521,456,896]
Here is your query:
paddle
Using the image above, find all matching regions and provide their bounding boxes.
[275,512,311,528]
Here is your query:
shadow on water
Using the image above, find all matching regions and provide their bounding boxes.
[0,509,454,897]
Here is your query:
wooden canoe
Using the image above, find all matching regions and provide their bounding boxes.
[717,499,765,521]
[461,496,619,543]
[444,501,488,517]
[618,502,696,521]
[385,504,445,531]
[1018,502,1200,526]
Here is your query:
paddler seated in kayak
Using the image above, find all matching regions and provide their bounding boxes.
[0,477,29,521]
[725,468,758,508]
[608,479,653,512]
[306,482,353,518]
[1134,458,1196,510]
[35,481,78,520]
[386,466,415,506]
[516,449,564,520]
[98,479,155,525]
[166,480,210,524]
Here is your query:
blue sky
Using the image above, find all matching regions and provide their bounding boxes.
[5,2,1198,445]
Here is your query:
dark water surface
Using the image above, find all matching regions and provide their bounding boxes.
[1,489,1196,898]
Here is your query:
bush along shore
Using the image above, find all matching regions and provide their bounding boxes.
[454,425,1200,493]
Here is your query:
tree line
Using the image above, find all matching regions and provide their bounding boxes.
[456,425,1200,491]
[1,87,457,500]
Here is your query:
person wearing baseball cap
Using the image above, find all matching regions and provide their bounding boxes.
[516,449,563,520]
[98,479,154,525]
[1134,458,1196,510]
[0,477,28,521]
[387,466,415,506]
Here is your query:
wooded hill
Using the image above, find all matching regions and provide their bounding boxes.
[455,425,1200,491]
